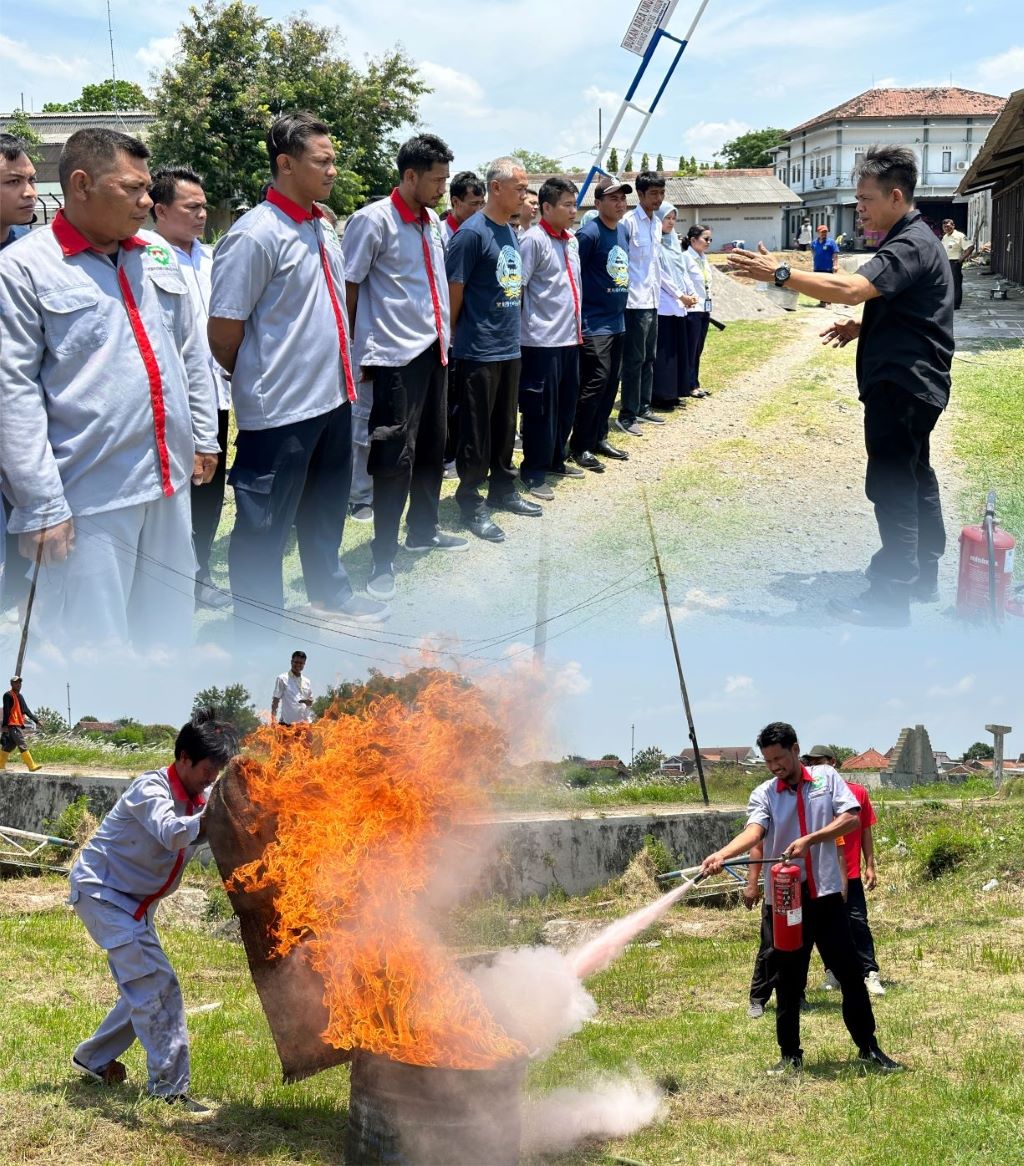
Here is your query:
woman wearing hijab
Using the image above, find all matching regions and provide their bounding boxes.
[680,224,714,398]
[652,206,698,410]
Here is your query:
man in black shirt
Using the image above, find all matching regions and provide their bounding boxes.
[726,145,953,626]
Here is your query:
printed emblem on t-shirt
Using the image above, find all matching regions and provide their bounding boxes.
[145,243,171,267]
[430,222,443,246]
[496,245,522,303]
[607,245,629,288]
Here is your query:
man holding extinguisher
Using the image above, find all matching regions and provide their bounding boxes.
[701,721,903,1075]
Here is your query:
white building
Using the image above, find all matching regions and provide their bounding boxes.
[772,87,1005,247]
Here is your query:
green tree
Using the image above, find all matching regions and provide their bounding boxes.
[720,126,786,169]
[632,745,666,776]
[640,151,650,171]
[312,667,470,719]
[148,0,426,215]
[5,110,41,162]
[656,152,664,171]
[963,741,994,761]
[509,147,561,173]
[43,79,152,112]
[623,153,634,172]
[33,706,69,735]
[607,147,619,173]
[192,683,260,736]
[826,745,856,766]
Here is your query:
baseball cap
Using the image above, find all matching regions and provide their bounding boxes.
[804,744,835,760]
[595,176,633,198]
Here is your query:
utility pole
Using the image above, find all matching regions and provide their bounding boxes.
[642,489,709,805]
[985,723,1012,789]
[66,682,72,733]
[630,723,635,768]
[533,529,550,664]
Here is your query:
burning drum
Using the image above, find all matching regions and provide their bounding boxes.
[344,1050,526,1166]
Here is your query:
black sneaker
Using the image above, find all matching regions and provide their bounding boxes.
[767,1055,802,1075]
[637,409,666,425]
[164,1093,212,1114]
[858,1046,904,1072]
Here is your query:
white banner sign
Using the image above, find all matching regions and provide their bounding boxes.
[621,0,670,55]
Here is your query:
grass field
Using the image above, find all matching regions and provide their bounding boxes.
[1,798,1022,1166]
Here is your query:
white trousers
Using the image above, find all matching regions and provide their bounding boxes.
[32,490,195,647]
[71,890,191,1098]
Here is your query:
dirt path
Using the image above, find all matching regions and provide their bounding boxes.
[379,308,968,645]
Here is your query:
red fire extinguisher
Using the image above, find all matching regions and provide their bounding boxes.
[957,492,1018,621]
[771,862,803,951]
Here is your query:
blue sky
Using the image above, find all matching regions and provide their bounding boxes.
[2,0,1021,168]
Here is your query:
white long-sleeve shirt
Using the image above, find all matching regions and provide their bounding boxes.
[0,214,219,534]
[624,206,681,311]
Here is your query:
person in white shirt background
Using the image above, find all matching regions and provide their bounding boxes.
[270,649,315,726]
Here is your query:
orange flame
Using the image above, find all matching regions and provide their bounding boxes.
[230,672,526,1069]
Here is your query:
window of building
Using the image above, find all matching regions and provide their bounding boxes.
[854,150,865,167]
[942,150,952,173]
[826,155,832,176]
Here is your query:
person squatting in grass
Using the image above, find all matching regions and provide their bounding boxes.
[701,720,903,1075]
[68,709,238,1113]
[726,144,953,629]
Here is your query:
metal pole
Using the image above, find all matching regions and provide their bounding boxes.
[14,538,45,677]
[642,489,709,805]
[533,528,550,664]
[66,682,72,733]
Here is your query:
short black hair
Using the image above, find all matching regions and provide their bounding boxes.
[149,165,204,208]
[538,176,578,215]
[756,722,799,751]
[525,188,539,197]
[635,170,665,194]
[450,171,484,201]
[396,133,454,178]
[175,708,238,767]
[266,111,331,178]
[853,144,918,203]
[0,133,30,164]
[681,223,708,250]
[58,128,149,193]
[291,650,307,660]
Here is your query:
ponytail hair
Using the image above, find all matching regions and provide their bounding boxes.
[681,224,707,251]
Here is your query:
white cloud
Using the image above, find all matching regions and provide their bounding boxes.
[0,34,87,79]
[135,36,177,74]
[724,675,754,695]
[638,589,729,625]
[927,674,976,698]
[680,119,750,162]
[551,661,592,698]
[418,61,491,120]
[973,46,1024,91]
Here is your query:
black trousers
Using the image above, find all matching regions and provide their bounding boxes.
[191,408,231,579]
[570,333,625,455]
[620,309,657,423]
[844,878,880,976]
[519,345,581,483]
[750,897,776,1006]
[652,315,690,407]
[454,357,520,515]
[949,259,964,310]
[444,353,459,463]
[683,312,711,392]
[366,342,447,566]
[862,382,945,593]
[774,888,876,1059]
[228,404,353,615]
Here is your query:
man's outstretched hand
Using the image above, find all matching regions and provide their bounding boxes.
[726,242,779,282]
[821,319,860,348]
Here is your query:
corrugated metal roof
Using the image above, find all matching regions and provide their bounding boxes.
[958,87,1024,194]
[526,170,800,207]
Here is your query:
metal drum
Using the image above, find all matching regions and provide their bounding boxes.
[344,1050,525,1166]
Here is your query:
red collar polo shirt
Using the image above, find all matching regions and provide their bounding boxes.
[519,219,583,350]
[746,765,859,898]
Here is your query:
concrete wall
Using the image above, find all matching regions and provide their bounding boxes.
[1,772,744,901]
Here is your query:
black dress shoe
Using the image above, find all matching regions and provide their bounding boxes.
[571,451,605,473]
[596,440,629,460]
[489,493,543,516]
[465,514,506,542]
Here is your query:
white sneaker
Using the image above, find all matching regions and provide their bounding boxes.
[865,971,886,996]
[822,970,841,991]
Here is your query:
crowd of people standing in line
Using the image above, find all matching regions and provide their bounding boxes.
[0,116,717,644]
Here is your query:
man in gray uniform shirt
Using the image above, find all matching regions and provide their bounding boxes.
[0,129,220,647]
[702,720,902,1075]
[343,133,468,601]
[69,710,237,1112]
[209,111,388,626]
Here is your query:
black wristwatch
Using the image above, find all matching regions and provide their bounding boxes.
[774,264,791,287]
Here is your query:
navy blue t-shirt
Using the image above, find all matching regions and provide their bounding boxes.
[445,211,522,362]
[577,218,629,336]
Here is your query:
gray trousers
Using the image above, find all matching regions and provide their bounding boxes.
[71,890,190,1097]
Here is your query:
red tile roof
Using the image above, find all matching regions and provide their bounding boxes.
[790,87,1006,135]
[841,748,891,771]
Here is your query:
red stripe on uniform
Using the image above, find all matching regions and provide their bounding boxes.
[318,242,357,403]
[133,765,197,921]
[795,771,818,900]
[117,266,173,497]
